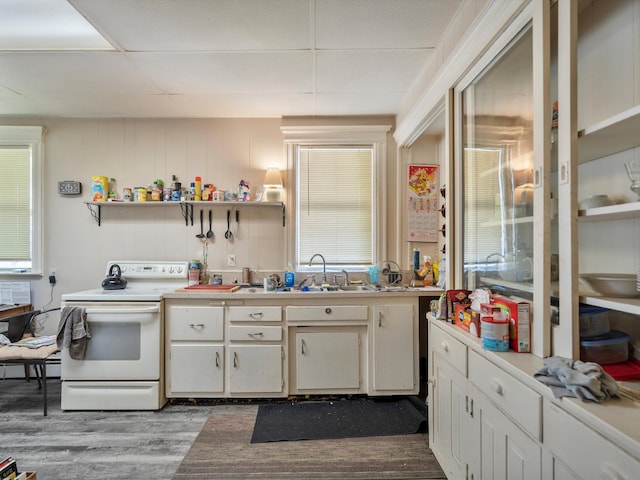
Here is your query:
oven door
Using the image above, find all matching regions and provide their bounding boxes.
[60,302,162,381]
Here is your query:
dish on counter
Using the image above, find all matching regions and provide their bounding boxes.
[580,273,639,298]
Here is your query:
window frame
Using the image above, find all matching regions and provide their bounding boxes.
[0,126,44,276]
[282,123,391,273]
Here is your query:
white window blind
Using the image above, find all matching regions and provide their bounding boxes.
[0,146,32,264]
[297,146,373,265]
[463,147,503,264]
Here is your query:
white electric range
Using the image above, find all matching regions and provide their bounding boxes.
[60,260,188,411]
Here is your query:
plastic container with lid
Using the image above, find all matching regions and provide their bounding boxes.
[579,305,610,338]
[580,330,630,365]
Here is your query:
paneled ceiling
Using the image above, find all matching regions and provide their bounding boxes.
[0,0,464,118]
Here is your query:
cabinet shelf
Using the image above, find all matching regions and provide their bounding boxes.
[84,200,285,227]
[578,201,640,221]
[579,294,640,316]
[578,104,640,163]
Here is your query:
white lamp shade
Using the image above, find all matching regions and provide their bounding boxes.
[263,168,283,187]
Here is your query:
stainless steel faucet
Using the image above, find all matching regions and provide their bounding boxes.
[308,253,327,284]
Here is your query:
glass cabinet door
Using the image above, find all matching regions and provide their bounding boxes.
[459,26,535,296]
[454,2,553,358]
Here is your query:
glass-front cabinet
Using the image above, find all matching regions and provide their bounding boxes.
[453,2,552,357]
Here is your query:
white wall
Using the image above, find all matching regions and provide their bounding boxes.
[1,117,402,312]
[3,118,286,310]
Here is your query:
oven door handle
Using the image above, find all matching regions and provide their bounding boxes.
[84,305,161,315]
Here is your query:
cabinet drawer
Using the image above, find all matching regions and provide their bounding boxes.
[545,401,640,479]
[228,306,282,322]
[469,350,541,440]
[168,305,224,341]
[430,324,467,377]
[229,325,282,342]
[286,305,367,322]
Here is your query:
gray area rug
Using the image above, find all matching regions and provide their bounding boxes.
[251,397,427,443]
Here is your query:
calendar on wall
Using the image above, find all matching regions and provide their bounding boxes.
[407,164,439,243]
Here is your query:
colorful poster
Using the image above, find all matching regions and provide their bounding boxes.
[407,164,439,242]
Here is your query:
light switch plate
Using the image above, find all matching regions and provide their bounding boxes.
[58,180,81,195]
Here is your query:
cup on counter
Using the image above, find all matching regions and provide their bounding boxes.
[264,276,277,291]
[368,265,379,284]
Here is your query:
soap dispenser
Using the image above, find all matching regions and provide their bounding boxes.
[284,264,295,288]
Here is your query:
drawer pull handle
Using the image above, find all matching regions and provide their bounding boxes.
[215,351,220,368]
[440,341,449,352]
[249,312,264,319]
[301,339,307,355]
[490,379,504,395]
[378,312,383,327]
[248,332,264,339]
[233,351,239,368]
[189,323,205,328]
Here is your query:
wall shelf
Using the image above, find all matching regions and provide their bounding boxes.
[578,104,640,163]
[84,201,285,227]
[578,201,640,222]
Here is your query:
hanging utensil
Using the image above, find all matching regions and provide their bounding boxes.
[207,209,214,239]
[234,209,239,237]
[225,209,232,239]
[196,209,205,239]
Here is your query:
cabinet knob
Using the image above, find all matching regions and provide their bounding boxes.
[325,308,332,314]
[490,379,504,395]
[440,341,449,352]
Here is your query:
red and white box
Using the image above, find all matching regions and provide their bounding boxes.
[490,295,531,353]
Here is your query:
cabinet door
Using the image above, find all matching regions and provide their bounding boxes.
[469,386,541,480]
[169,344,224,394]
[228,345,283,394]
[430,351,469,480]
[295,330,361,390]
[372,304,416,391]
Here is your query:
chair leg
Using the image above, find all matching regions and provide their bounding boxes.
[42,360,48,416]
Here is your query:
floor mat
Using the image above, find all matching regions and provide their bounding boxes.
[250,396,427,443]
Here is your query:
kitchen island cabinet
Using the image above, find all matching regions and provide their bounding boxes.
[429,318,640,480]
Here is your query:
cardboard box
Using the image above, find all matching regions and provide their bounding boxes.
[453,303,472,331]
[446,289,471,323]
[490,294,531,353]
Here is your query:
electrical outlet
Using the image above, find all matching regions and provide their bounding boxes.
[227,254,236,267]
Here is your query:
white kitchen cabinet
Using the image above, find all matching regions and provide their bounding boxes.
[371,304,417,392]
[544,400,640,480]
[227,305,285,396]
[228,345,283,394]
[429,320,541,480]
[170,344,224,393]
[293,328,364,392]
[165,302,225,396]
[468,385,541,480]
[429,324,469,480]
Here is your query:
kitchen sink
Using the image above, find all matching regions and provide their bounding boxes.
[338,285,376,291]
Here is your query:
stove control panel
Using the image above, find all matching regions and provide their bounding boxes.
[106,261,188,279]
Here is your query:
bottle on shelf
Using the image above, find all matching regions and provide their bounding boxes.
[108,178,117,201]
[194,176,202,201]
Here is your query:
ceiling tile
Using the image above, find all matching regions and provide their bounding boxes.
[130,51,313,94]
[0,52,162,94]
[72,0,311,51]
[316,50,432,92]
[171,94,315,118]
[315,0,462,49]
[314,92,406,116]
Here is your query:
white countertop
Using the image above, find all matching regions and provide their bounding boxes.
[163,285,444,300]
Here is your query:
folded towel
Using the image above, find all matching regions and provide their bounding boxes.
[56,306,91,360]
[534,356,619,402]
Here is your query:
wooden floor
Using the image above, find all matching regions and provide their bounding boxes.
[0,378,446,480]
